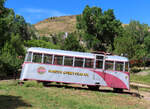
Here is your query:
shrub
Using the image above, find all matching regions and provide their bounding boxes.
[24,39,60,49]
[130,67,141,73]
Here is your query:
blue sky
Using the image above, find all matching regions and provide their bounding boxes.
[5,0,150,25]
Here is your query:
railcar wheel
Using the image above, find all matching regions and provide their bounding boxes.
[42,82,50,86]
[87,85,100,90]
[113,88,123,93]
[18,81,24,86]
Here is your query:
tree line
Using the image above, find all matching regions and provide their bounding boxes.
[0,0,36,77]
[0,1,150,77]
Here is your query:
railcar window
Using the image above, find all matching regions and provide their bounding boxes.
[32,53,42,63]
[115,62,124,71]
[74,57,83,67]
[54,55,63,65]
[44,54,52,64]
[64,56,73,66]
[26,52,32,62]
[125,62,129,72]
[96,60,103,69]
[105,61,114,70]
[85,58,94,68]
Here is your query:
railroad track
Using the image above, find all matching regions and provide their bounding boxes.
[130,82,150,89]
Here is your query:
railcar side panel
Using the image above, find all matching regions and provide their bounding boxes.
[20,63,107,86]
[20,63,129,89]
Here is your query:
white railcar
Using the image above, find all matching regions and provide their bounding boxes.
[20,47,130,91]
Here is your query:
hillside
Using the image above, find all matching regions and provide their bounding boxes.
[35,15,150,37]
[34,15,131,36]
[34,15,77,36]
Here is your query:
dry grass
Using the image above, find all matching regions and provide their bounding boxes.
[130,73,150,85]
[34,15,77,36]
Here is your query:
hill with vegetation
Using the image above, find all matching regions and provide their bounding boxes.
[34,15,131,37]
[34,15,77,36]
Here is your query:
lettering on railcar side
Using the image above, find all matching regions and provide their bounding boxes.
[48,70,88,77]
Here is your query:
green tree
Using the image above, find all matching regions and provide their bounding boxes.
[114,32,138,59]
[62,33,85,52]
[0,34,25,77]
[0,0,13,48]
[124,20,149,44]
[0,0,36,77]
[114,20,150,67]
[13,15,36,41]
[76,5,123,52]
[144,34,150,57]
[0,0,36,49]
[51,32,65,46]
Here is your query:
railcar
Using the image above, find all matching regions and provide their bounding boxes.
[20,47,130,91]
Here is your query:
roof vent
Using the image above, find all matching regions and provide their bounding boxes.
[91,51,112,55]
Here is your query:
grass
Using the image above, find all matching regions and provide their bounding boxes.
[0,80,149,109]
[138,87,150,92]
[130,73,150,85]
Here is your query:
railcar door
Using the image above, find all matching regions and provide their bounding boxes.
[93,55,106,86]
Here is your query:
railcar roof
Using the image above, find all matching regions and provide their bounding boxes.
[106,55,129,62]
[27,47,129,61]
[27,47,96,58]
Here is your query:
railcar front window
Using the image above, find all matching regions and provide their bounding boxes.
[44,54,52,64]
[85,58,94,68]
[54,55,63,65]
[115,62,124,71]
[105,61,114,70]
[64,56,73,66]
[74,58,83,67]
[32,53,42,63]
[26,52,32,62]
[125,62,129,72]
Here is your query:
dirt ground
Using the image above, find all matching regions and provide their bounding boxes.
[132,90,150,108]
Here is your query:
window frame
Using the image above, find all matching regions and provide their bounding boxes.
[74,57,84,68]
[32,52,43,63]
[53,55,63,65]
[95,59,103,69]
[115,61,124,72]
[64,56,74,66]
[125,62,129,72]
[84,58,94,68]
[43,54,53,64]
[104,60,114,71]
[25,52,32,62]
[95,55,104,69]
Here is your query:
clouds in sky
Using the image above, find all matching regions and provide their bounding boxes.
[18,8,68,24]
